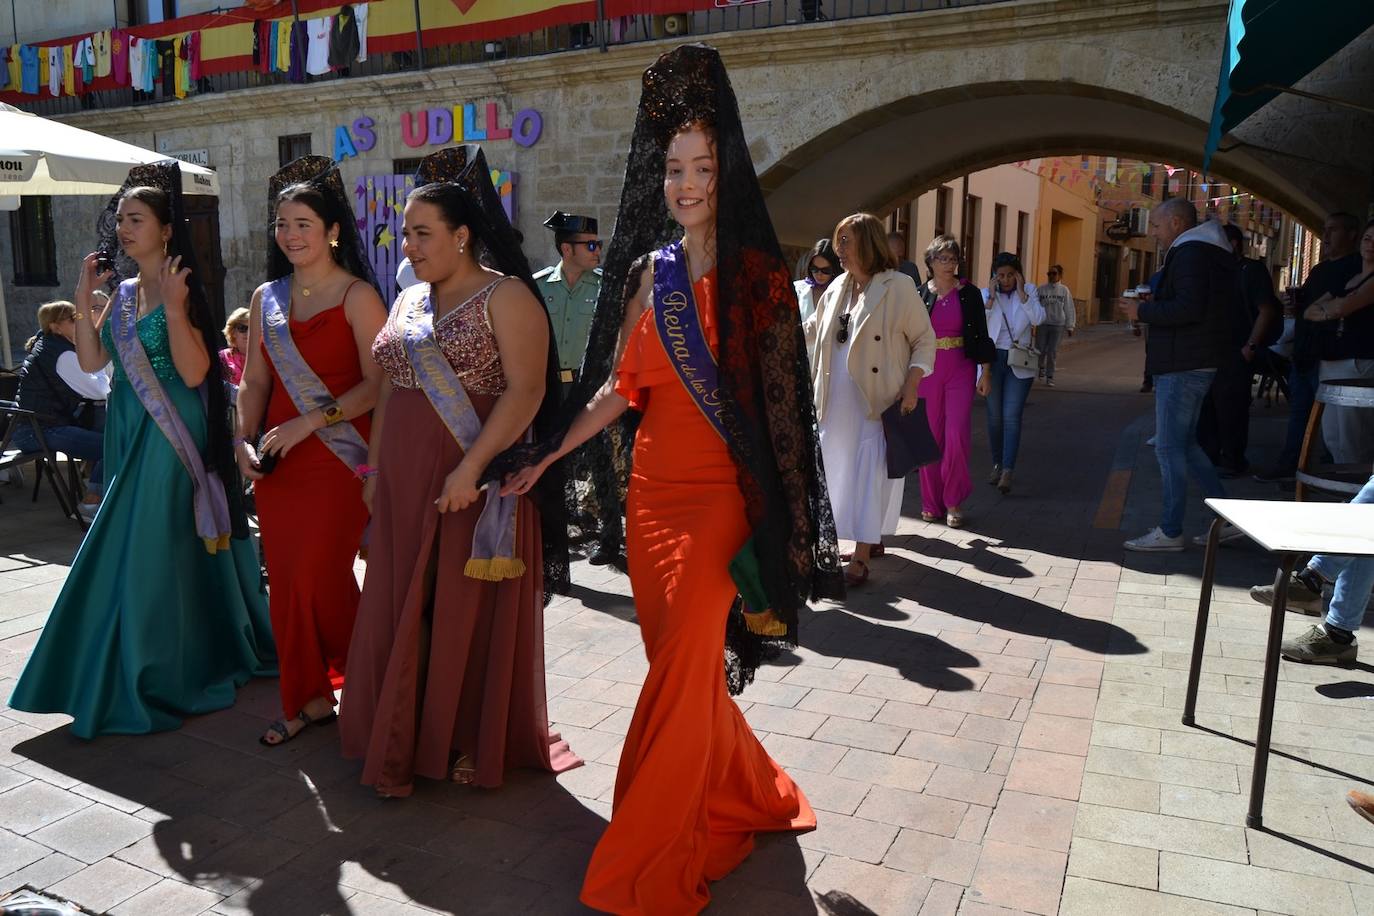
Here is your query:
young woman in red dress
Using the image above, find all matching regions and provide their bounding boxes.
[234,157,388,746]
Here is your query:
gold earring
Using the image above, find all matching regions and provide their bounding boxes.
[329,238,339,249]
[162,240,168,255]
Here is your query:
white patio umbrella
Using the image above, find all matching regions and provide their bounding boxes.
[0,101,220,367]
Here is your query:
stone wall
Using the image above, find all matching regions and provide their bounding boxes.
[6,0,1372,362]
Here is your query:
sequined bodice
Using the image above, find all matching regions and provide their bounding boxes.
[102,304,178,381]
[372,278,507,395]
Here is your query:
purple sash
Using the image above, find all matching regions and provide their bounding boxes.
[110,279,232,553]
[259,278,369,471]
[397,281,523,581]
[651,243,781,635]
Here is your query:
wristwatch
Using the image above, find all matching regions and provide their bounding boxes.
[321,400,345,426]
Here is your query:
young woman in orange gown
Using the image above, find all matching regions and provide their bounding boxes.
[505,45,841,915]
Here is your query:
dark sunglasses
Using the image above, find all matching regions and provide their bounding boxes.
[572,239,603,252]
[809,262,836,277]
[836,312,852,345]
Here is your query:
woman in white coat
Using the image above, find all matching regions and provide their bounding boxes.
[982,251,1046,494]
[795,237,840,325]
[807,213,936,586]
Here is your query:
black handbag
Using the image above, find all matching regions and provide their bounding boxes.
[881,400,941,479]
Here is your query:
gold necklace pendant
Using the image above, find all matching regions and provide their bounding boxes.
[301,286,312,297]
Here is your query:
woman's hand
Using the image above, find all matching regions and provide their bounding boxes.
[976,372,991,397]
[1015,270,1031,301]
[501,456,552,497]
[161,256,191,315]
[898,382,921,415]
[235,440,264,481]
[1303,296,1337,322]
[362,476,377,514]
[437,461,483,513]
[258,414,315,459]
[76,253,113,305]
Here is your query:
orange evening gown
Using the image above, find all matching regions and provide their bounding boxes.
[580,272,815,915]
[254,299,370,720]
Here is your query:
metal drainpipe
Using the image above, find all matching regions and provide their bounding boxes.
[412,0,425,69]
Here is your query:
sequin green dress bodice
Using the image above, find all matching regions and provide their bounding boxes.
[102,304,179,381]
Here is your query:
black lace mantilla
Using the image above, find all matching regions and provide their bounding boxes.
[495,44,843,692]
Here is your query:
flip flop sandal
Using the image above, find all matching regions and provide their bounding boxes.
[259,707,338,747]
[840,544,887,561]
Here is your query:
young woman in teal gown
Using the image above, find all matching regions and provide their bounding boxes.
[8,162,276,739]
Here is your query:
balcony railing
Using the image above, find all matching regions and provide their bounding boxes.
[14,0,1003,117]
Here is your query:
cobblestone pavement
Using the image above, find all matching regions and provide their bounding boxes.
[0,325,1369,915]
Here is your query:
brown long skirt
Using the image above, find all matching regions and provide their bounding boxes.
[338,387,581,794]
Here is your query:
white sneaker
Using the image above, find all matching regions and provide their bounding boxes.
[1191,522,1245,546]
[77,502,99,523]
[1124,527,1185,552]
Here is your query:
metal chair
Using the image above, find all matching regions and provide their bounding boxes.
[0,400,87,529]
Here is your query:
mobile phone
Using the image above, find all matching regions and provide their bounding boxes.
[95,254,114,274]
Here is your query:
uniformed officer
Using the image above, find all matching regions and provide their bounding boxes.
[534,211,603,390]
[536,210,624,567]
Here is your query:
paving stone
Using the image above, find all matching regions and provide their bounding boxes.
[884,829,983,885]
[807,855,931,916]
[1065,836,1157,890]
[737,680,810,709]
[1029,683,1098,719]
[781,666,866,693]
[761,733,847,775]
[109,877,223,915]
[928,691,1019,719]
[983,791,1076,852]
[1062,879,1258,916]
[790,771,873,816]
[854,784,968,836]
[1088,721,1162,753]
[813,717,909,753]
[854,675,939,706]
[1077,772,1159,813]
[1084,745,1239,792]
[48,858,161,914]
[0,827,48,879]
[1158,851,1356,916]
[1157,784,1333,840]
[1073,804,1248,863]
[29,803,154,864]
[923,766,1004,807]
[954,805,993,844]
[545,697,619,729]
[832,748,935,793]
[796,810,899,864]
[0,851,82,895]
[0,779,91,835]
[742,704,827,740]
[956,715,1023,747]
[797,688,884,721]
[1003,748,1084,800]
[918,880,966,914]
[1016,713,1092,756]
[875,702,966,736]
[966,839,1066,915]
[896,733,998,772]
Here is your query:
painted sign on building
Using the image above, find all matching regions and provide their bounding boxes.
[333,102,542,162]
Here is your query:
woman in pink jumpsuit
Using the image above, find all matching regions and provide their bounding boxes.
[917,236,993,527]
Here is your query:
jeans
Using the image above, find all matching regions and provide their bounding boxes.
[1276,362,1320,471]
[987,349,1034,471]
[10,423,104,495]
[1036,325,1066,379]
[1308,474,1374,635]
[1154,369,1225,538]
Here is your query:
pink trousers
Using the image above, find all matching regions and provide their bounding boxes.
[918,349,976,515]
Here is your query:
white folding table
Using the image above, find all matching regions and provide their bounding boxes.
[1183,498,1374,827]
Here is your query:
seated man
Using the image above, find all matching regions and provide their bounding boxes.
[1249,473,1374,664]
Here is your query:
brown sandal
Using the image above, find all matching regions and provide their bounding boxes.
[844,559,870,587]
[840,544,886,561]
[450,754,477,785]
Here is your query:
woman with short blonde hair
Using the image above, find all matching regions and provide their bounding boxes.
[807,212,936,585]
[219,306,251,387]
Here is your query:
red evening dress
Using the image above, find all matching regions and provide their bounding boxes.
[580,271,815,915]
[254,295,370,720]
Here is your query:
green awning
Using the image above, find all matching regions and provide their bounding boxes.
[1204,0,1374,171]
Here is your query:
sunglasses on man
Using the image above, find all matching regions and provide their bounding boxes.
[571,239,604,252]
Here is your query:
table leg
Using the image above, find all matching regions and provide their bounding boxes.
[1247,553,1298,829]
[1182,517,1223,726]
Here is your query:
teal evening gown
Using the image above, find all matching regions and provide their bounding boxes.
[9,306,277,738]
